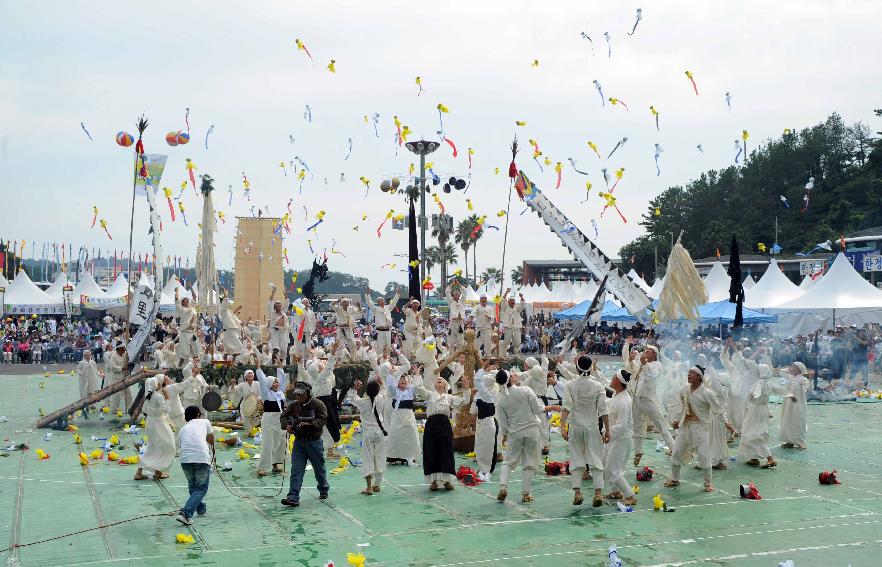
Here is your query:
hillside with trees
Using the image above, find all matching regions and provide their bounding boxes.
[620,112,882,281]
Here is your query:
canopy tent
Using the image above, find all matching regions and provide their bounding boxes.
[799,273,820,291]
[696,300,777,325]
[770,254,882,335]
[627,269,652,294]
[103,273,128,299]
[572,280,598,303]
[463,285,480,304]
[702,262,731,302]
[742,276,756,291]
[73,272,108,299]
[549,281,576,305]
[44,272,70,299]
[0,272,9,289]
[745,259,803,309]
[4,271,64,314]
[553,300,636,322]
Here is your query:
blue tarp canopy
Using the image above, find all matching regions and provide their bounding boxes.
[553,300,635,322]
[553,299,777,325]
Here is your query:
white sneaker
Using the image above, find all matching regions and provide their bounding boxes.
[175,513,192,526]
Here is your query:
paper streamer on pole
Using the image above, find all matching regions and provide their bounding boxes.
[126,179,163,363]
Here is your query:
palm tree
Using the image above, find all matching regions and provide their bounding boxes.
[481,266,503,286]
[455,219,473,280]
[466,214,484,279]
[439,242,458,289]
[424,245,439,282]
[432,219,454,294]
[510,265,523,287]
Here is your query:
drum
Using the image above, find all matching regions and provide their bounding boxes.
[241,394,259,418]
[202,390,223,412]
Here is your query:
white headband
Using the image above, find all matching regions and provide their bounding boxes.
[689,366,704,378]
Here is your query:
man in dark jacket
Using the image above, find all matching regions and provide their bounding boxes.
[280,381,330,507]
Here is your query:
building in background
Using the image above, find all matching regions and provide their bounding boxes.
[521,259,625,285]
[233,217,284,324]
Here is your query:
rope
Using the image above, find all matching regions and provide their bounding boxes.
[0,513,170,554]
[498,177,515,299]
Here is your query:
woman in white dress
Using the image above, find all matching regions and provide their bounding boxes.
[134,376,176,481]
[349,378,388,494]
[415,373,471,491]
[255,368,288,476]
[385,355,421,466]
[779,361,810,450]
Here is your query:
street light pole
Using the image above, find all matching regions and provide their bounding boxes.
[405,140,439,305]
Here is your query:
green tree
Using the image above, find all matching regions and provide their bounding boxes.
[510,265,523,287]
[455,218,473,280]
[432,217,455,294]
[481,266,502,285]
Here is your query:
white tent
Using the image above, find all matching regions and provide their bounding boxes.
[742,276,756,291]
[647,276,665,299]
[799,273,820,291]
[44,272,70,299]
[74,272,108,298]
[745,259,803,309]
[464,285,480,304]
[5,271,63,314]
[702,262,731,302]
[531,282,553,304]
[770,254,882,334]
[0,272,9,289]
[104,273,129,299]
[549,281,576,304]
[627,269,652,294]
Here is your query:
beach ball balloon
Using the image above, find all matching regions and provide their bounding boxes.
[165,132,179,146]
[116,131,134,147]
[176,130,190,145]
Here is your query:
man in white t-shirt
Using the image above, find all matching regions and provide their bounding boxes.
[176,405,215,525]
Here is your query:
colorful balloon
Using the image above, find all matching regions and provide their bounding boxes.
[165,132,179,146]
[176,130,190,145]
[116,131,134,147]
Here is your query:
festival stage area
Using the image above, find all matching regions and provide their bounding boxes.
[2,369,881,567]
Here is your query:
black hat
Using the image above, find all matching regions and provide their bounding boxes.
[577,355,592,373]
[617,369,631,384]
[495,369,509,385]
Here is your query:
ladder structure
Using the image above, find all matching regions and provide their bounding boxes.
[520,177,652,315]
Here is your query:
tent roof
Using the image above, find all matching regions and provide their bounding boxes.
[742,276,756,291]
[5,271,60,305]
[702,262,731,302]
[74,272,108,299]
[554,300,635,322]
[776,253,882,309]
[45,272,70,299]
[799,273,820,291]
[106,273,133,299]
[698,300,777,324]
[464,285,480,303]
[745,259,803,308]
[549,281,576,304]
[0,272,8,289]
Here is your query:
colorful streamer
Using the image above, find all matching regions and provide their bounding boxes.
[306,211,325,232]
[725,92,733,110]
[163,188,176,221]
[593,80,605,106]
[607,137,628,159]
[186,158,197,192]
[654,144,664,176]
[587,140,602,159]
[304,105,312,122]
[650,106,659,130]
[554,161,562,189]
[99,219,112,240]
[178,201,187,225]
[609,97,629,111]
[603,32,612,58]
[628,8,643,35]
[204,124,214,149]
[80,122,93,141]
[295,38,314,63]
[345,137,353,160]
[90,206,98,228]
[568,157,589,175]
[685,70,699,95]
[468,147,474,169]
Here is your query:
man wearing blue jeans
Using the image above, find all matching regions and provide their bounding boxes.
[280,381,329,507]
[176,405,215,525]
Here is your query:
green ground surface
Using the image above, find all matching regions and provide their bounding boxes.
[1,368,881,567]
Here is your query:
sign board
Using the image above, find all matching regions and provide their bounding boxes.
[799,260,825,275]
[862,255,882,272]
[128,284,156,326]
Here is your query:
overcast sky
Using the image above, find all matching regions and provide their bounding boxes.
[2,0,880,288]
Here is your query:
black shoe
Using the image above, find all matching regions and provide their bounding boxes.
[280,498,299,507]
[319,493,328,500]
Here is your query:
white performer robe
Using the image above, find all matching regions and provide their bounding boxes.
[175,298,200,361]
[562,372,608,489]
[624,346,676,454]
[348,390,388,480]
[739,377,787,461]
[291,307,317,357]
[76,359,100,400]
[497,384,543,494]
[446,289,466,349]
[140,393,176,475]
[402,306,421,356]
[720,349,747,432]
[233,379,262,434]
[499,299,526,356]
[175,373,208,415]
[523,357,551,449]
[256,369,288,471]
[472,370,501,475]
[473,303,495,355]
[266,303,290,361]
[298,355,337,448]
[366,291,399,353]
[603,390,634,497]
[247,323,263,345]
[385,356,420,463]
[669,383,723,469]
[707,374,731,466]
[332,302,360,354]
[164,383,186,432]
[219,298,244,355]
[779,374,809,447]
[105,351,130,413]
